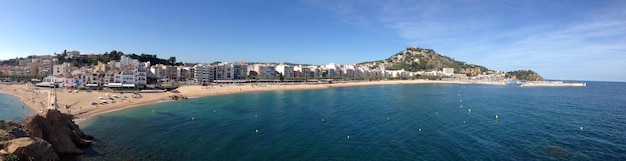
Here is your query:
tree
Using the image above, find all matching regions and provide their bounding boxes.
[168,57,176,65]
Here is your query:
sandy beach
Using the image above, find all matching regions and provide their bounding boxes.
[0,80,482,123]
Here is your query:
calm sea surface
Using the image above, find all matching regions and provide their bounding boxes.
[72,82,626,160]
[0,93,36,121]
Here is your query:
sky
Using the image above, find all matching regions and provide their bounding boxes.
[1,0,625,82]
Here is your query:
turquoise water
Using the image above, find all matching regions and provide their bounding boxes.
[0,93,36,121]
[78,82,626,160]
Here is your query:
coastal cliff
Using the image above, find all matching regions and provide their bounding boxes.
[0,109,92,161]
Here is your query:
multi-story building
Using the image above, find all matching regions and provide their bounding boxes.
[18,59,29,66]
[80,71,100,87]
[251,64,276,79]
[150,64,167,79]
[215,63,233,80]
[29,61,41,76]
[8,66,29,75]
[177,66,194,81]
[53,62,71,76]
[117,65,136,84]
[66,50,80,58]
[322,63,338,78]
[342,65,356,78]
[210,62,248,80]
[94,61,109,73]
[104,72,115,85]
[193,64,215,83]
[40,59,52,76]
[137,62,149,88]
[96,56,148,88]
[164,65,177,80]
[233,62,248,80]
[443,68,454,77]
[275,64,294,78]
[120,55,138,66]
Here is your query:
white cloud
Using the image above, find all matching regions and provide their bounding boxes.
[303,0,626,81]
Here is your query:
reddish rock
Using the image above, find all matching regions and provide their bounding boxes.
[22,109,92,155]
[0,130,13,141]
[2,136,59,161]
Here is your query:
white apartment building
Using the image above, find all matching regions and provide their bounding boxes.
[193,64,215,83]
[323,63,337,78]
[100,57,149,88]
[66,50,80,59]
[443,68,454,77]
[137,62,149,88]
[342,65,356,78]
[275,64,294,78]
[150,64,167,79]
[215,63,234,80]
[120,55,139,66]
[251,64,276,79]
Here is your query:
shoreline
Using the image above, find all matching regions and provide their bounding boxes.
[0,84,45,118]
[73,99,176,124]
[1,80,503,124]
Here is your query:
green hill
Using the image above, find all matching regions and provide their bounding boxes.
[357,47,489,76]
[505,70,544,81]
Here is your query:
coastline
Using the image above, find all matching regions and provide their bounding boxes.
[0,84,45,118]
[1,80,500,124]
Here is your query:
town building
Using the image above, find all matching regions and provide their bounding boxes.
[275,64,294,78]
[193,63,215,83]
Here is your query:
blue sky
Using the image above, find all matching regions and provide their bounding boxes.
[1,0,625,81]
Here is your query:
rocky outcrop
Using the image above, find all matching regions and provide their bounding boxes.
[22,109,92,155]
[1,109,93,161]
[0,130,13,142]
[0,120,20,141]
[505,70,545,81]
[2,136,59,161]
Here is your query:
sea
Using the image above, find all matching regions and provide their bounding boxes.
[0,93,36,121]
[3,82,626,160]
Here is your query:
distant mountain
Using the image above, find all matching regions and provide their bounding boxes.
[505,70,544,81]
[357,47,489,76]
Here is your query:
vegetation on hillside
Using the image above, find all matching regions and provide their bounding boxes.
[358,47,489,76]
[505,70,544,81]
[1,50,182,67]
